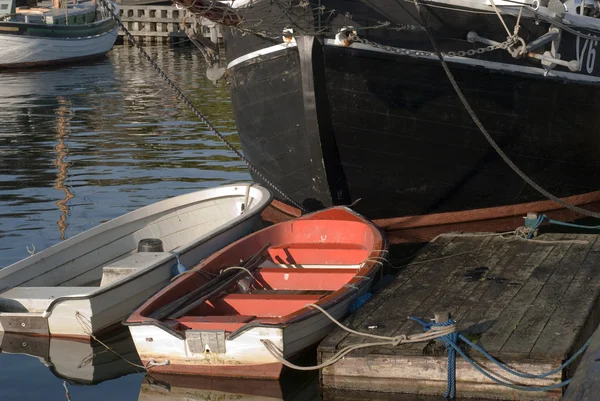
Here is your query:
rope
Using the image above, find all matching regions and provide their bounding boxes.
[527,214,600,239]
[63,381,71,401]
[409,317,593,396]
[412,0,600,220]
[488,0,513,37]
[74,312,147,370]
[260,303,456,371]
[100,0,306,212]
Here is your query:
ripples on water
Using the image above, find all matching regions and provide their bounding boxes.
[0,44,281,401]
[0,44,249,268]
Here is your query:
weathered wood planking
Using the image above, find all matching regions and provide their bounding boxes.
[318,233,600,400]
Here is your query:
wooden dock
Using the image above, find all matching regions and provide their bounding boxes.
[318,232,600,400]
[117,4,223,44]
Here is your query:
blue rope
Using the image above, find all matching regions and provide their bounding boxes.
[408,316,592,398]
[526,214,600,239]
[169,251,188,277]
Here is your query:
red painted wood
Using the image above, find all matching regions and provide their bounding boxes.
[208,293,323,317]
[267,243,368,265]
[255,268,358,290]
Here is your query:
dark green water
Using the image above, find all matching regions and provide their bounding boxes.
[0,44,325,401]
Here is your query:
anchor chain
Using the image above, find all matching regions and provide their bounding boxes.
[100,0,307,212]
[357,36,517,58]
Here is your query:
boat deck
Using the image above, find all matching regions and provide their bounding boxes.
[318,232,600,400]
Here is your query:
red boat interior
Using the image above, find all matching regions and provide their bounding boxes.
[131,209,386,333]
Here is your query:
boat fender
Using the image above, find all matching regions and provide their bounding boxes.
[349,292,372,314]
[137,238,164,253]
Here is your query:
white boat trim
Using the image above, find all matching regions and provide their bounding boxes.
[227,42,297,69]
[226,39,600,84]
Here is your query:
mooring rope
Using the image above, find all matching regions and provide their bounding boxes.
[412,0,600,220]
[409,317,592,398]
[101,0,307,212]
[260,304,592,398]
[75,312,147,370]
[260,303,457,371]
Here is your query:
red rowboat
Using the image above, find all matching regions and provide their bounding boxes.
[125,207,387,379]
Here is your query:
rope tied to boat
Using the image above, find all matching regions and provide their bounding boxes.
[74,312,147,371]
[260,303,457,371]
[262,305,593,398]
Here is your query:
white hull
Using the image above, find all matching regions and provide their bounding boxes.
[129,285,369,378]
[0,27,119,67]
[0,184,272,337]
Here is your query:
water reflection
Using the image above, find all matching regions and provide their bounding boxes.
[0,44,250,267]
[0,328,141,385]
[54,96,75,240]
[139,371,321,401]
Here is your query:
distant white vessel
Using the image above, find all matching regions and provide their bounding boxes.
[0,0,119,68]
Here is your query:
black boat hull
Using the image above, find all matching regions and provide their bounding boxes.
[223,0,600,219]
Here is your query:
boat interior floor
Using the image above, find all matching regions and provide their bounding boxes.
[164,241,372,331]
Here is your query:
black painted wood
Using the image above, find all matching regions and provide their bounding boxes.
[223,1,600,219]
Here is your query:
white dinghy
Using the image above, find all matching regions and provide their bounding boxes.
[0,183,272,339]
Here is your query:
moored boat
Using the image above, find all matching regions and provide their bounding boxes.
[0,183,272,338]
[174,0,600,235]
[124,206,388,379]
[0,0,119,68]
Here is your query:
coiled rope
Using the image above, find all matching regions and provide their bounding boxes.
[101,0,306,212]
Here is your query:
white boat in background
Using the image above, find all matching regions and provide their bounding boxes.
[0,0,119,68]
[0,328,140,384]
[0,183,272,338]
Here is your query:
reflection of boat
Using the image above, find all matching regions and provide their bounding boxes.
[0,0,118,68]
[138,370,321,401]
[0,328,140,384]
[0,184,272,338]
[125,207,387,379]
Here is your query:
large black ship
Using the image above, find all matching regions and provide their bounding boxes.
[179,0,600,223]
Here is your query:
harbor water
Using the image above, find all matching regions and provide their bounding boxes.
[0,44,325,401]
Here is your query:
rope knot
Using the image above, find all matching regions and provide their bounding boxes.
[392,334,407,346]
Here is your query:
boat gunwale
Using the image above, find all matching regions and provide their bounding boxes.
[0,183,273,317]
[124,206,388,341]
